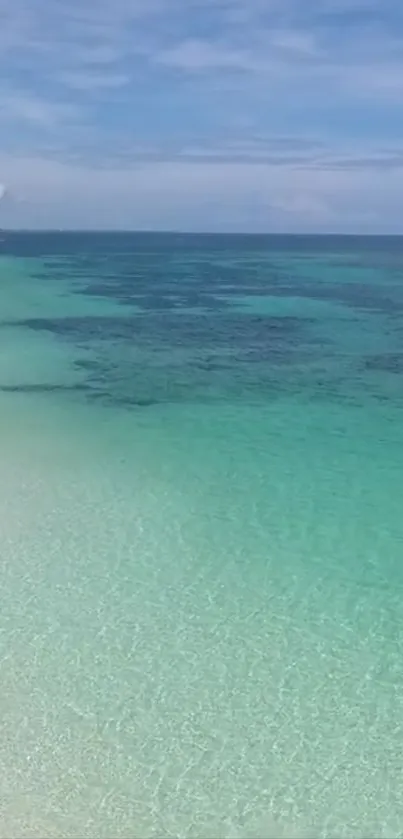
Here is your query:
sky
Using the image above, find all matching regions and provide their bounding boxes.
[1,0,403,231]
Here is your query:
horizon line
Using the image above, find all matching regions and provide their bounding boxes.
[1,228,403,237]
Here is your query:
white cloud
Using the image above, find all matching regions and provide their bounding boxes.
[1,150,403,232]
[155,39,255,72]
[346,62,403,97]
[59,71,130,91]
[268,29,321,57]
[0,92,80,128]
[72,45,123,66]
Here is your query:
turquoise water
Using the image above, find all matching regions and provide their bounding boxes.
[1,233,403,837]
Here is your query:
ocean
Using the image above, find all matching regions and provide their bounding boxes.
[1,232,403,838]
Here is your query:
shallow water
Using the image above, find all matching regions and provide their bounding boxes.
[1,233,403,837]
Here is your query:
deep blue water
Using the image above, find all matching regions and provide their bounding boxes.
[2,232,403,409]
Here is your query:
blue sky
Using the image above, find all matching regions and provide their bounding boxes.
[1,0,403,231]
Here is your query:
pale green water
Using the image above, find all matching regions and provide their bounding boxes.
[1,234,403,837]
